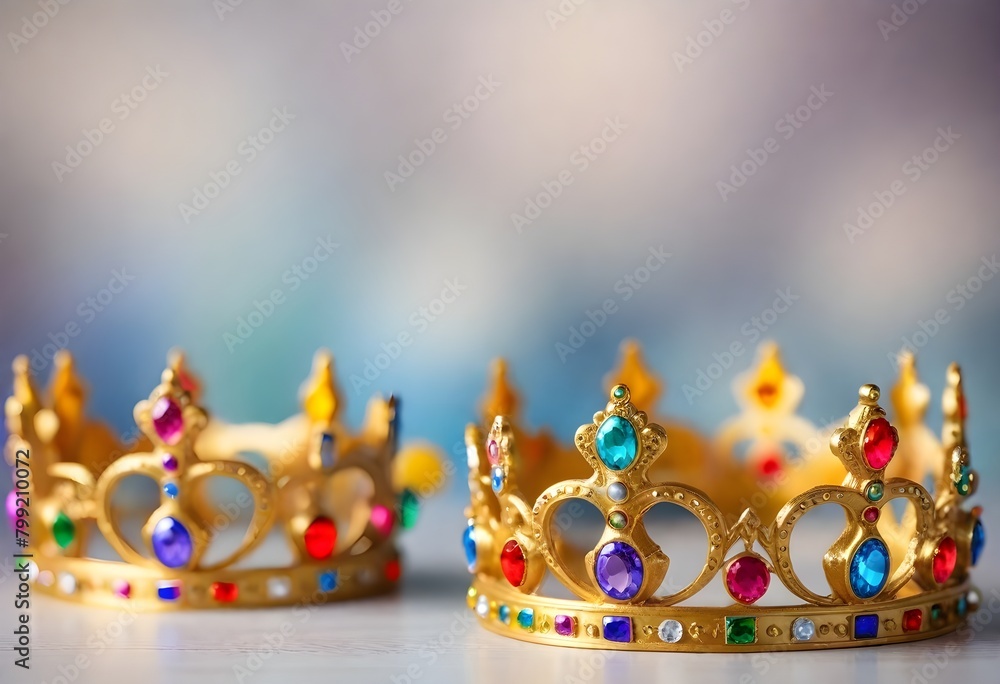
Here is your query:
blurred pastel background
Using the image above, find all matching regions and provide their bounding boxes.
[1,0,999,507]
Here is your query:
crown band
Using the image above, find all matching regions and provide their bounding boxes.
[463,343,985,651]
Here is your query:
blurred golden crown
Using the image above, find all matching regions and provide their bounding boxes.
[463,341,984,651]
[4,350,444,609]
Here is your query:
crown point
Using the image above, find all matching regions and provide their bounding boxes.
[860,384,880,405]
[482,357,519,422]
[12,354,39,406]
[890,351,929,426]
[606,339,660,408]
[302,349,339,424]
[167,348,201,397]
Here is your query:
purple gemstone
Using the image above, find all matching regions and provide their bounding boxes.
[152,397,184,445]
[602,616,632,643]
[594,541,643,600]
[162,454,179,472]
[151,517,193,568]
[5,490,18,532]
[555,615,575,636]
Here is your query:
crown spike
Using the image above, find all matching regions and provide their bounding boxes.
[482,358,519,422]
[51,350,86,456]
[605,339,661,409]
[11,355,41,410]
[890,350,930,427]
[302,349,340,424]
[167,348,201,399]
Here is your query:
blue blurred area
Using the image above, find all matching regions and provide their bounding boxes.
[0,0,998,503]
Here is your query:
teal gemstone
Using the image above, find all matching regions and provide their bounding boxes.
[849,538,889,599]
[595,416,638,471]
[498,604,511,625]
[955,465,972,496]
[517,608,534,629]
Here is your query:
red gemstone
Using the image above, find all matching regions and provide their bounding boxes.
[725,555,770,604]
[932,537,957,584]
[756,383,779,407]
[211,581,238,602]
[152,397,184,445]
[863,418,896,470]
[304,516,337,559]
[902,608,923,632]
[863,506,880,523]
[757,453,783,478]
[958,394,968,420]
[500,539,526,587]
[487,439,500,466]
[385,559,402,582]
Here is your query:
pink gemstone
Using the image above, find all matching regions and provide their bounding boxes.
[863,506,880,523]
[487,439,500,466]
[370,505,395,537]
[863,418,896,470]
[725,555,770,604]
[162,454,179,472]
[112,579,131,598]
[5,490,18,532]
[152,397,184,445]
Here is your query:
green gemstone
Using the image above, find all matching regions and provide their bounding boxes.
[609,511,627,530]
[954,465,972,496]
[399,489,419,529]
[52,511,75,549]
[866,482,884,502]
[931,604,943,621]
[725,616,756,645]
[613,385,626,399]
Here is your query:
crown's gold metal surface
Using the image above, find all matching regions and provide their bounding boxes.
[4,349,444,609]
[463,341,984,651]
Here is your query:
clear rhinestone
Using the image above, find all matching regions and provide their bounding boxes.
[25,561,39,582]
[658,619,683,643]
[57,572,77,594]
[792,617,815,641]
[38,570,54,586]
[475,594,490,617]
[608,482,628,502]
[466,443,479,469]
[266,576,291,599]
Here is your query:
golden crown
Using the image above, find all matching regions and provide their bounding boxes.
[4,350,444,609]
[463,341,984,651]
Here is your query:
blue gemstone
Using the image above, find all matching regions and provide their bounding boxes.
[849,538,889,599]
[320,433,336,468]
[463,523,477,572]
[854,614,879,639]
[498,604,510,625]
[162,482,179,499]
[491,466,505,493]
[318,570,338,592]
[602,616,632,643]
[595,416,638,471]
[157,581,181,601]
[957,596,968,617]
[972,519,985,566]
[517,608,534,629]
[151,516,193,569]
